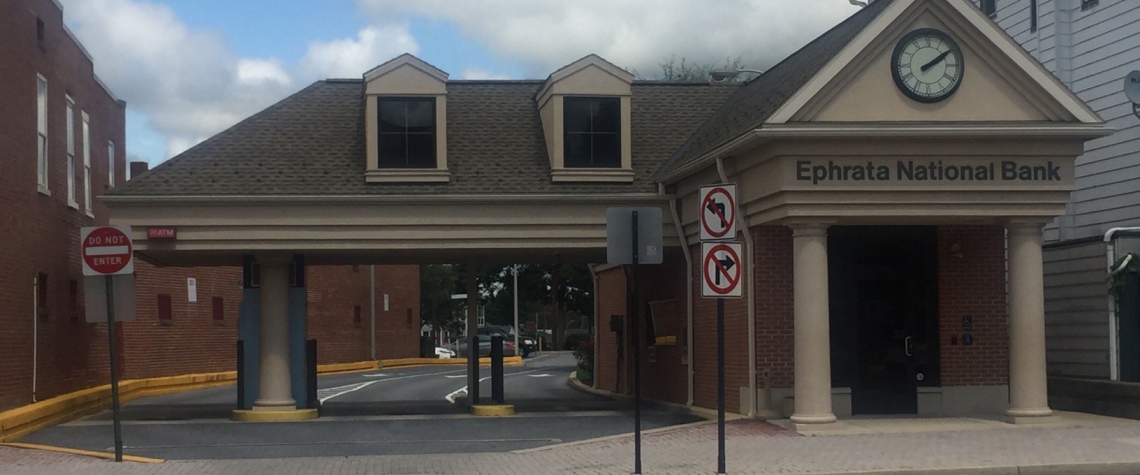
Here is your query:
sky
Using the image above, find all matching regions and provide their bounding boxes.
[58,0,861,166]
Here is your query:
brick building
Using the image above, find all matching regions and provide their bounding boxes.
[0,0,422,413]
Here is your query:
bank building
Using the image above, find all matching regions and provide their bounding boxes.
[105,0,1110,426]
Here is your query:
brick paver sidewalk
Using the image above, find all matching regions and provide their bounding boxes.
[6,417,1140,474]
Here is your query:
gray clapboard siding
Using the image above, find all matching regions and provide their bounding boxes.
[1043,240,1110,378]
[981,0,1140,241]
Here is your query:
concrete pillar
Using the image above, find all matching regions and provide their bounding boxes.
[254,255,295,411]
[1005,222,1053,422]
[790,223,837,425]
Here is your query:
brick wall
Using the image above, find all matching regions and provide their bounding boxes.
[753,226,795,389]
[937,225,1009,386]
[121,263,243,380]
[0,0,126,411]
[594,266,627,394]
[641,251,689,405]
[691,243,750,412]
[306,265,421,364]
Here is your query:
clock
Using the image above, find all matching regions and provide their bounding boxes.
[891,28,965,103]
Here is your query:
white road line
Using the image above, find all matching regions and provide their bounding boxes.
[361,368,467,379]
[527,374,553,378]
[317,381,378,403]
[443,369,543,404]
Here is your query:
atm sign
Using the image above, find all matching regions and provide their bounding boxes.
[148,227,177,239]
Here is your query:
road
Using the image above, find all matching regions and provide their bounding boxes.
[20,353,702,460]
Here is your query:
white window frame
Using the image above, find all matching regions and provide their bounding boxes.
[107,141,115,188]
[37,74,49,194]
[82,111,92,216]
[66,96,77,207]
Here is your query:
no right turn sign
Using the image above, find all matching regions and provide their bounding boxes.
[702,242,744,299]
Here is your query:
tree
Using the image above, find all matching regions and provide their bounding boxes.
[420,264,462,334]
[656,55,749,82]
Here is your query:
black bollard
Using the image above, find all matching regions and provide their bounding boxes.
[491,336,505,404]
[469,336,480,404]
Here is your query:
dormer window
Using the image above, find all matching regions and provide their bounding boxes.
[564,97,621,168]
[378,97,436,168]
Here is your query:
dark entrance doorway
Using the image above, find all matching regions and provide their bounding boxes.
[829,226,940,415]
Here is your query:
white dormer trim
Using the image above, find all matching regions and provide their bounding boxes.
[537,55,635,183]
[364,54,450,183]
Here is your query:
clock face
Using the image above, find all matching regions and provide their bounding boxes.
[891,28,964,103]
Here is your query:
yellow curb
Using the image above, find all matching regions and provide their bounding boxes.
[380,356,524,369]
[231,408,318,422]
[471,404,516,416]
[1,442,164,463]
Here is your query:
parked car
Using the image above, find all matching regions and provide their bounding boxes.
[449,337,518,357]
[435,347,455,359]
[477,326,536,358]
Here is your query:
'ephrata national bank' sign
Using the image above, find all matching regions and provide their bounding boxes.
[796,160,1063,185]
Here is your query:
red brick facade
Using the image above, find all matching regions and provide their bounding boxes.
[595,267,627,394]
[595,224,1011,414]
[0,0,126,411]
[307,265,422,364]
[937,225,1009,386]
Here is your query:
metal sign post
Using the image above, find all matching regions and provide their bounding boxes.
[698,184,740,475]
[80,226,133,463]
[606,207,663,475]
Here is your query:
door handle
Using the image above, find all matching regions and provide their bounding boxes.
[904,336,913,357]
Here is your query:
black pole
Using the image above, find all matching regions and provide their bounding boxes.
[631,210,642,475]
[469,335,480,405]
[491,336,504,404]
[717,297,726,474]
[105,275,123,462]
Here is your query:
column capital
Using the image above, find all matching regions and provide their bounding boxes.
[1006,220,1048,235]
[788,221,834,238]
[255,253,294,266]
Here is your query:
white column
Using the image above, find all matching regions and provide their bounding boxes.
[1006,222,1053,421]
[254,255,295,411]
[790,223,837,425]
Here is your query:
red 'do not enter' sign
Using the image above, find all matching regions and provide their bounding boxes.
[81,226,134,276]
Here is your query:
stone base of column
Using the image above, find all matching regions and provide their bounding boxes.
[789,413,838,425]
[232,408,317,422]
[1004,407,1057,425]
[252,399,296,411]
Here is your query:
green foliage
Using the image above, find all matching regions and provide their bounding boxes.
[576,368,594,386]
[420,264,463,333]
[1108,253,1139,298]
[563,333,591,351]
[573,342,594,375]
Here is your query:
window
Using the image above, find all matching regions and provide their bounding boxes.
[981,0,996,17]
[354,305,362,327]
[563,97,621,168]
[1030,0,1037,32]
[82,112,92,215]
[1081,0,1098,11]
[158,294,172,325]
[37,273,49,322]
[107,141,115,187]
[377,97,436,168]
[212,297,224,323]
[37,75,48,190]
[36,18,45,49]
[66,96,76,205]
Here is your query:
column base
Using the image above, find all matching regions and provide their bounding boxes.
[232,408,318,422]
[790,413,837,425]
[252,399,297,410]
[1004,407,1057,425]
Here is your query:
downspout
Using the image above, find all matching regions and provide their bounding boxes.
[369,265,376,361]
[1105,227,1140,381]
[664,182,696,406]
[716,157,757,418]
[33,275,38,403]
[589,264,600,389]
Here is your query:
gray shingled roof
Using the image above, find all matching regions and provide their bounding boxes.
[111,80,738,197]
[653,0,894,180]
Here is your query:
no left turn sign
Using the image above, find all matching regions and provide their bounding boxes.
[699,184,737,241]
[81,226,134,276]
[702,242,743,299]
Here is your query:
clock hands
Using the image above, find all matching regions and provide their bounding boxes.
[920,50,952,73]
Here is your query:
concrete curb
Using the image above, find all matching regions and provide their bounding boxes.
[1,442,164,464]
[512,419,716,454]
[381,356,524,370]
[797,462,1140,475]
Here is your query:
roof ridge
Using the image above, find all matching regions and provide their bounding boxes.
[652,0,895,181]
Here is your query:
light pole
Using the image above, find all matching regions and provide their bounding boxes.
[710,67,766,82]
[512,265,520,354]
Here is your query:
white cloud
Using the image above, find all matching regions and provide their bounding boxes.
[238,59,292,86]
[300,25,419,79]
[461,68,511,80]
[356,0,859,77]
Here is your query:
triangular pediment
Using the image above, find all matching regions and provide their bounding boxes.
[775,0,1100,124]
[536,54,633,106]
[364,53,449,95]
